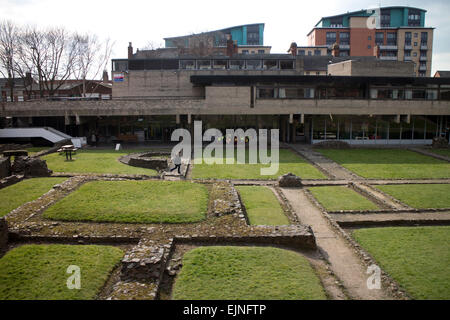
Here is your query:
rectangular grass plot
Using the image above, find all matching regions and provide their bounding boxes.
[308,186,379,211]
[43,180,208,223]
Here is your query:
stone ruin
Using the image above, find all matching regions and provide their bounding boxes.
[11,156,52,177]
[432,136,449,149]
[278,173,303,188]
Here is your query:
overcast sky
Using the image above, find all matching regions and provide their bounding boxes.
[1,0,449,75]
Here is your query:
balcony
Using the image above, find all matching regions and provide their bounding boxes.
[380,56,398,61]
[404,44,412,50]
[404,56,412,61]
[379,45,398,50]
[419,65,427,71]
[420,56,427,62]
[420,44,428,50]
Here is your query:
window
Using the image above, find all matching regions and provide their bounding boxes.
[213,60,227,69]
[180,60,195,69]
[405,32,412,46]
[421,32,428,46]
[242,50,249,54]
[280,60,294,70]
[246,60,262,70]
[258,50,265,54]
[314,50,321,56]
[330,17,343,27]
[375,32,384,45]
[408,10,421,26]
[308,51,312,56]
[380,9,391,27]
[368,45,371,49]
[263,60,277,70]
[339,32,350,45]
[298,50,305,56]
[257,88,276,99]
[247,25,260,45]
[326,32,337,45]
[420,51,427,57]
[229,60,244,70]
[386,33,397,46]
[404,51,411,57]
[197,60,211,69]
[368,36,372,41]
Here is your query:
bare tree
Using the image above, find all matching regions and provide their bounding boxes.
[71,33,113,97]
[0,20,19,101]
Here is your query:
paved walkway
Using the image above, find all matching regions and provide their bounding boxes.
[288,144,362,180]
[281,188,394,300]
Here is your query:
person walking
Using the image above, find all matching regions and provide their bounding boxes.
[170,152,182,174]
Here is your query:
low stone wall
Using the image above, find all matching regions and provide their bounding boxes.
[0,157,11,179]
[0,174,24,190]
[174,225,317,250]
[0,217,8,255]
[128,157,168,171]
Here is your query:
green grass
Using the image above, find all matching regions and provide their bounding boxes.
[376,184,450,209]
[0,244,123,300]
[41,149,158,175]
[43,180,208,224]
[172,246,327,300]
[308,186,379,211]
[237,186,289,225]
[353,226,450,300]
[0,177,66,217]
[428,149,450,158]
[318,149,450,179]
[192,149,326,180]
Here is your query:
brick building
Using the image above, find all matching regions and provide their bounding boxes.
[305,6,434,77]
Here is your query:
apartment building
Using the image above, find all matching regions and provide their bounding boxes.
[306,6,434,76]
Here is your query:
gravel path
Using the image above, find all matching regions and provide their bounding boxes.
[281,187,394,300]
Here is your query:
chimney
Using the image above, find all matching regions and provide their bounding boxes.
[331,43,340,57]
[374,45,380,58]
[128,42,133,59]
[102,70,108,82]
[226,34,238,57]
[288,42,298,57]
[25,72,32,86]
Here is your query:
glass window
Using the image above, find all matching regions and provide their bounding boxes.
[338,118,351,139]
[339,32,350,45]
[229,60,244,70]
[425,117,438,139]
[263,60,278,70]
[402,121,413,139]
[314,50,321,56]
[298,50,305,56]
[389,120,401,139]
[377,118,389,139]
[280,60,294,69]
[412,117,425,139]
[257,88,276,98]
[180,60,195,69]
[213,60,227,69]
[412,89,426,99]
[246,60,262,70]
[258,50,265,54]
[326,32,336,45]
[375,32,384,45]
[386,33,397,45]
[197,60,211,69]
[326,119,338,140]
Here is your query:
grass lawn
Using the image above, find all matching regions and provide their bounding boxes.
[376,184,450,209]
[237,186,289,225]
[317,149,450,179]
[308,186,379,211]
[353,226,450,300]
[172,246,326,300]
[192,149,326,180]
[43,180,208,223]
[0,244,123,300]
[41,149,158,175]
[0,177,67,217]
[427,148,450,158]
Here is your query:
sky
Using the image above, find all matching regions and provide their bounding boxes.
[1,0,449,75]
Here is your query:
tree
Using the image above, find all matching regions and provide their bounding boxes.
[0,20,19,101]
[71,33,113,97]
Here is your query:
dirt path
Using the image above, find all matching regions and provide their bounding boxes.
[288,144,362,180]
[281,187,394,300]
